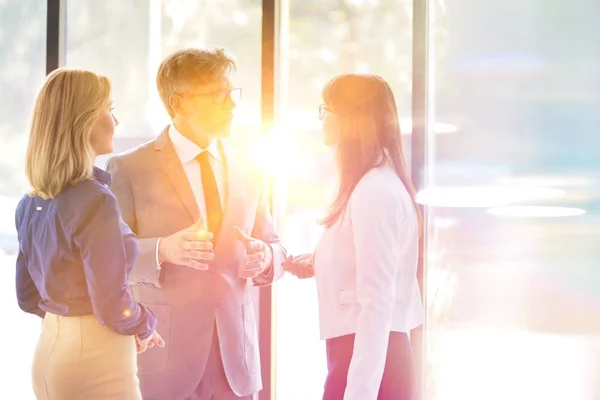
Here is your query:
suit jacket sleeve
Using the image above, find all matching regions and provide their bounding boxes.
[105,156,163,288]
[344,184,403,400]
[252,174,286,286]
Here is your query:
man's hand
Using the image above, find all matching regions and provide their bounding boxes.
[158,217,214,270]
[283,253,314,279]
[234,226,273,279]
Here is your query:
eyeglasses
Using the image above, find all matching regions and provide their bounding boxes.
[318,103,332,121]
[186,87,242,104]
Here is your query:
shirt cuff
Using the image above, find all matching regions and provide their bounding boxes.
[155,238,162,271]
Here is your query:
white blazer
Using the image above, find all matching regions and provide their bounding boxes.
[313,162,423,400]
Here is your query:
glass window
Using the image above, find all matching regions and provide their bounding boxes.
[0,1,47,398]
[424,0,600,398]
[65,0,263,168]
[274,1,414,398]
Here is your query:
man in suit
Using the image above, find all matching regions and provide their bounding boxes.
[106,47,286,400]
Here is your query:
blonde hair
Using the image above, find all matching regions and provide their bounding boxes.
[26,67,111,199]
[321,74,423,238]
[156,47,236,118]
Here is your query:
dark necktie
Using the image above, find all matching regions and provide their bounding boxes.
[197,151,223,244]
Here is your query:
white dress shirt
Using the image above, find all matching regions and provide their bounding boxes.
[313,162,424,400]
[169,124,225,213]
[155,125,225,268]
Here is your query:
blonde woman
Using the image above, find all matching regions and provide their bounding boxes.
[15,67,164,400]
[284,74,423,400]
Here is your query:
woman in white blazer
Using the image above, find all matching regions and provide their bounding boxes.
[284,74,424,400]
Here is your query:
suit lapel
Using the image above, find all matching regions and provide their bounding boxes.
[215,142,241,250]
[155,127,199,222]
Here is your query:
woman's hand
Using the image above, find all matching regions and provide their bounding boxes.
[136,330,165,354]
[283,253,314,279]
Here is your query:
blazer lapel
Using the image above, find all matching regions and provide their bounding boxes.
[215,142,241,250]
[154,127,199,222]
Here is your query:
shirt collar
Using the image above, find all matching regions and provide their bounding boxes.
[168,124,222,164]
[93,166,111,186]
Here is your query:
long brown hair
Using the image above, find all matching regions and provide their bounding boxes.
[320,74,423,236]
[26,67,111,199]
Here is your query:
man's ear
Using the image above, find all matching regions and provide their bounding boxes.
[169,94,185,115]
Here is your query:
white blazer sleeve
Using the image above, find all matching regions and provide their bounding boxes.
[344,184,403,400]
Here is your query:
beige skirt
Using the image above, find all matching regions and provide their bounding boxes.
[32,312,142,400]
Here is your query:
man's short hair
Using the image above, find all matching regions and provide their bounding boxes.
[156,47,237,117]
